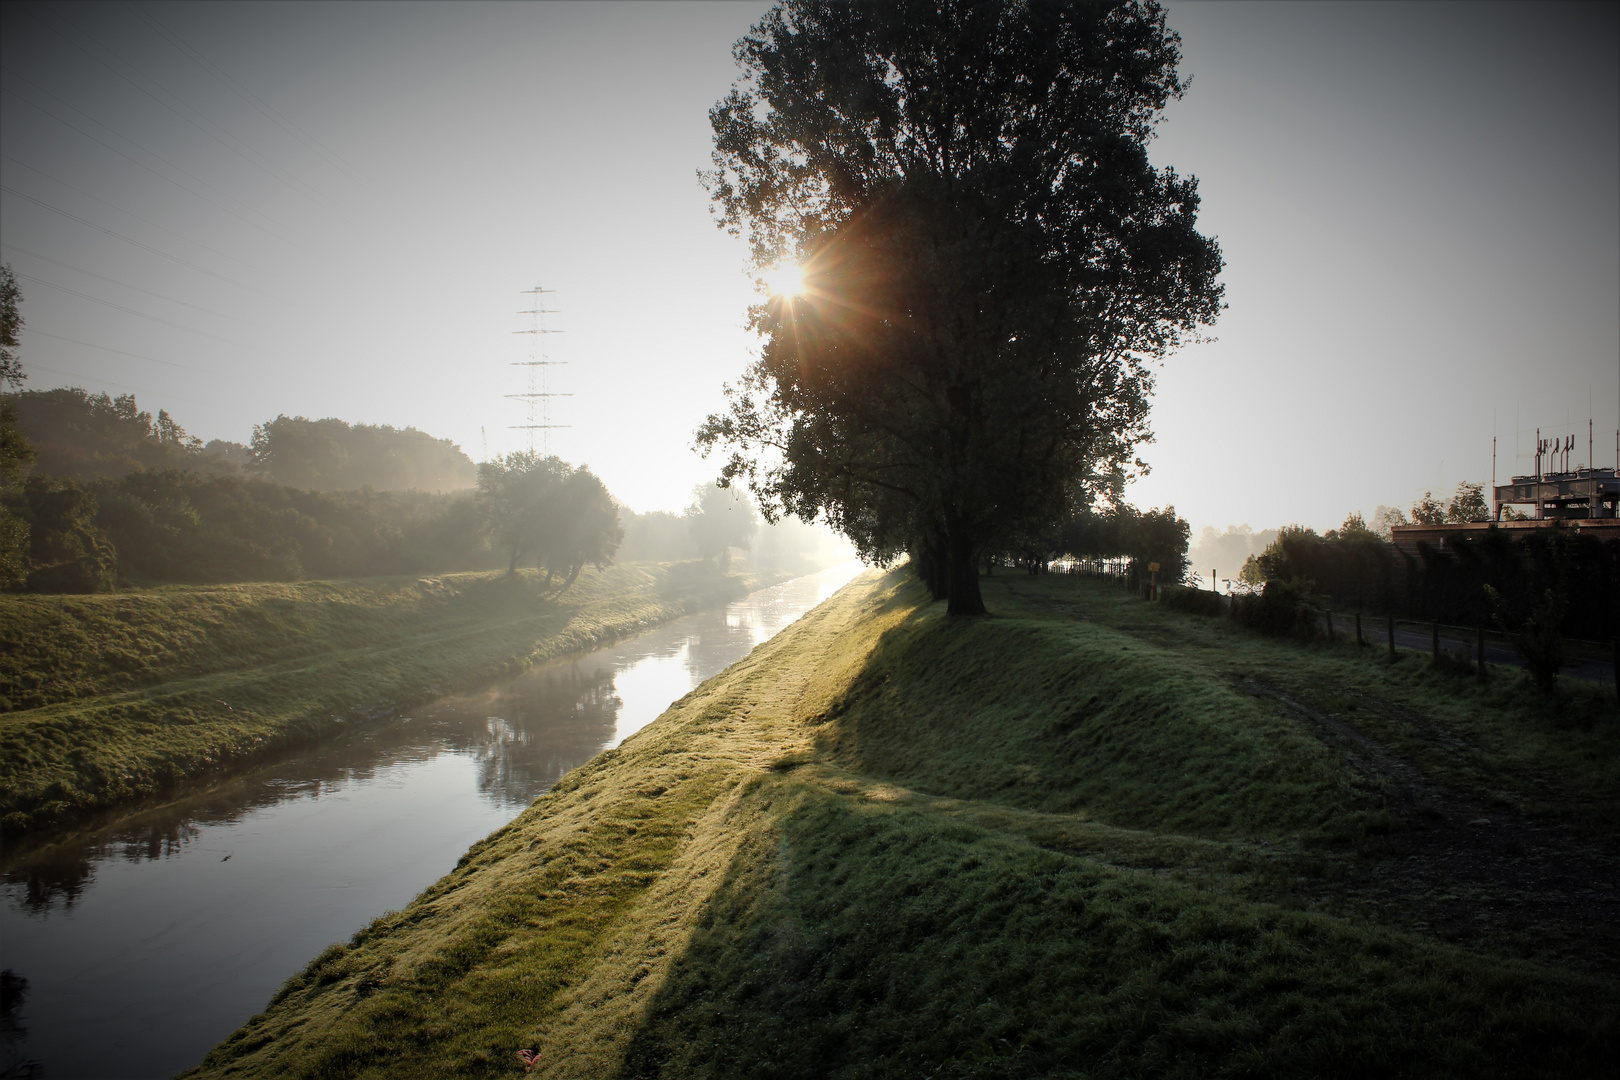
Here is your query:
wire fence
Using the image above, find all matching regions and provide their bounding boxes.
[1041,558,1618,688]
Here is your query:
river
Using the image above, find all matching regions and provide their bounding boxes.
[0,561,864,1080]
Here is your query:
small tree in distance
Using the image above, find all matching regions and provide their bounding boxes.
[1445,482,1490,523]
[687,483,758,568]
[1371,505,1407,539]
[1410,492,1447,525]
[476,452,622,591]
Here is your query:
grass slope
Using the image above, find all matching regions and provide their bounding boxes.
[0,560,800,834]
[188,569,1616,1079]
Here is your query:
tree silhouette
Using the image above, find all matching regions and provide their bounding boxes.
[697,0,1223,614]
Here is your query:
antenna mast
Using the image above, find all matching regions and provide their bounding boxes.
[507,285,572,456]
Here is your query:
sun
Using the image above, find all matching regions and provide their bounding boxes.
[763,262,805,297]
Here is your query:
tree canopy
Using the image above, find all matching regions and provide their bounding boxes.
[697,0,1223,613]
[687,482,759,566]
[250,415,476,493]
[476,452,623,591]
[9,388,216,480]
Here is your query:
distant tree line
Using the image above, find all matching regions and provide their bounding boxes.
[8,387,477,492]
[0,338,797,591]
[6,472,492,591]
[1051,505,1191,583]
[982,502,1192,585]
[0,466,804,594]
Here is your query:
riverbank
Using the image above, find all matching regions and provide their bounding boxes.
[190,569,1616,1079]
[0,559,811,835]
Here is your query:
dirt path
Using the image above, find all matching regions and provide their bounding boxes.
[1240,678,1620,975]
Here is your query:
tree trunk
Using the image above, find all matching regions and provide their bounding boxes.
[913,536,949,600]
[944,514,985,616]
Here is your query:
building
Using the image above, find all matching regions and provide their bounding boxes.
[1391,516,1620,559]
[1493,467,1619,521]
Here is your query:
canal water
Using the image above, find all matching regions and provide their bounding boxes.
[0,561,864,1080]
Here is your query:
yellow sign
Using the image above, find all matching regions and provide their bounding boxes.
[1149,562,1160,572]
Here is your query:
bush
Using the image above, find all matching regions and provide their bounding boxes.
[1162,584,1224,617]
[1233,579,1319,640]
[1489,586,1566,695]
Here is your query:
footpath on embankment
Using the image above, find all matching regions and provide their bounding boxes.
[0,560,807,836]
[188,567,1616,1080]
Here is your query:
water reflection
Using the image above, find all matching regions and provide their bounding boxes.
[0,560,862,1080]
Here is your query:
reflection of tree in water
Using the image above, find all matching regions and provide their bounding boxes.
[2,853,95,914]
[2,665,625,912]
[1,968,39,1078]
[1,736,431,913]
[466,662,621,807]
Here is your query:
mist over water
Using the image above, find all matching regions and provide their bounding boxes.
[0,561,863,1080]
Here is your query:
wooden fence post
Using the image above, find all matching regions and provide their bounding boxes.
[1431,621,1440,663]
[1476,625,1487,682]
[1387,615,1396,659]
[1326,611,1335,643]
[1355,612,1364,647]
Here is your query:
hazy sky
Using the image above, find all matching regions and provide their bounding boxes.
[2,0,1616,532]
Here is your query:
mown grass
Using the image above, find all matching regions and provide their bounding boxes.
[187,569,1616,1079]
[0,559,803,835]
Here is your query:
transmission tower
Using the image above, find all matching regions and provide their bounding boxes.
[507,285,571,456]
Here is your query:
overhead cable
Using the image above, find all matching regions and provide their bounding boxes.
[0,184,297,307]
[2,153,260,271]
[0,242,270,330]
[12,269,267,353]
[23,328,213,373]
[1,64,311,250]
[123,0,382,199]
[42,4,346,218]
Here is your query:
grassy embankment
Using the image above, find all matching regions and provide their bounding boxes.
[190,569,1616,1079]
[0,559,810,835]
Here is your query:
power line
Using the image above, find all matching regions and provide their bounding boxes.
[123,0,382,199]
[2,153,261,271]
[1,65,310,250]
[0,184,296,306]
[0,242,270,330]
[22,328,212,373]
[32,4,346,219]
[11,270,266,353]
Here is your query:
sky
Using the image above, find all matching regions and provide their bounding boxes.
[2,0,1616,531]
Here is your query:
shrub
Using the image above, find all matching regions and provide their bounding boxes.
[1162,584,1224,617]
[1233,579,1319,640]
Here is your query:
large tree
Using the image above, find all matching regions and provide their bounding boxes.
[696,0,1223,614]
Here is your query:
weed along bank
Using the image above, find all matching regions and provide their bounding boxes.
[179,569,1616,1079]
